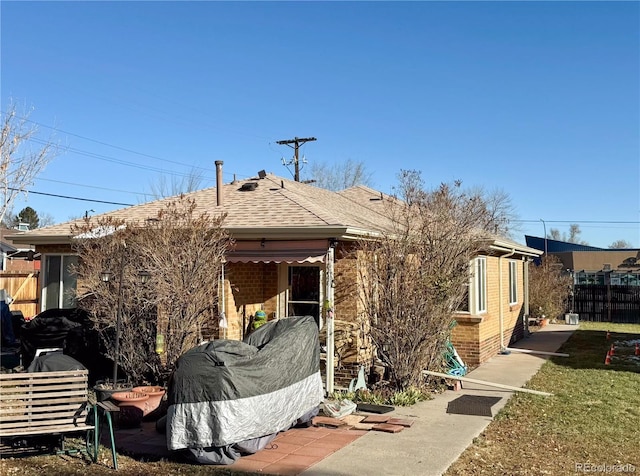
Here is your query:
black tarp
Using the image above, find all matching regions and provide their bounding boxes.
[27,352,87,373]
[19,308,112,382]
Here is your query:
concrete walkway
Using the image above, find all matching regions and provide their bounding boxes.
[304,324,576,476]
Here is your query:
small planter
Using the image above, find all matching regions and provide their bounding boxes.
[110,391,150,428]
[93,380,133,402]
[133,385,166,417]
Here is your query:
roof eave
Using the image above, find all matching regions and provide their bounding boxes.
[228,226,382,241]
[488,241,543,258]
[7,233,75,246]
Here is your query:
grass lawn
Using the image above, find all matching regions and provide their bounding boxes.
[446,322,640,475]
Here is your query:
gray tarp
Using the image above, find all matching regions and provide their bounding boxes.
[166,315,324,463]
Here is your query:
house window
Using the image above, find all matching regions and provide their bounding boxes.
[457,282,470,312]
[509,260,518,304]
[287,265,321,326]
[475,257,487,313]
[456,257,487,314]
[43,255,78,310]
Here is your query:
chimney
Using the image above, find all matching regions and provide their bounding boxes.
[215,161,223,206]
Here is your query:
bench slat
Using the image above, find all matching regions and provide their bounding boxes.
[0,423,95,437]
[1,408,89,423]
[0,387,88,402]
[1,401,87,414]
[0,370,89,381]
[1,396,88,410]
[0,380,86,393]
[1,417,90,430]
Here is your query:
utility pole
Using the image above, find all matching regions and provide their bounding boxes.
[276,137,316,182]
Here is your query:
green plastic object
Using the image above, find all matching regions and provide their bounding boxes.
[253,310,267,329]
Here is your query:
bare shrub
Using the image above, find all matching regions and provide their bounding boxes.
[357,171,503,391]
[72,196,231,384]
[529,255,572,320]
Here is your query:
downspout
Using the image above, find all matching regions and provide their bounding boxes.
[216,160,226,338]
[524,258,531,335]
[499,248,516,353]
[220,263,226,339]
[325,245,335,394]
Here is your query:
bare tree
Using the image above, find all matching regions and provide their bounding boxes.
[356,171,497,391]
[529,255,572,320]
[304,159,373,191]
[548,224,588,245]
[147,167,205,200]
[72,196,231,385]
[467,186,519,237]
[0,101,60,224]
[37,212,55,228]
[609,239,632,249]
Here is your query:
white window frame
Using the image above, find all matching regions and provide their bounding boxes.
[42,254,78,310]
[472,256,487,314]
[509,260,518,304]
[277,262,325,327]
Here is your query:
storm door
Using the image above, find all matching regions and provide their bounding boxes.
[287,265,321,326]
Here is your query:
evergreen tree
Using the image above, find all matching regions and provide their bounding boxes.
[12,206,39,230]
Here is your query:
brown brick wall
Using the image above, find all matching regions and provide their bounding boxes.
[223,261,279,340]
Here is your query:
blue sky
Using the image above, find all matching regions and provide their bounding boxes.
[2,1,638,248]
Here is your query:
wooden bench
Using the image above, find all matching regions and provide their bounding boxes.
[0,369,117,469]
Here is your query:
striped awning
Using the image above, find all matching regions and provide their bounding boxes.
[224,239,329,264]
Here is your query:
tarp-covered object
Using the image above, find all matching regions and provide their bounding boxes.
[166,315,324,461]
[27,352,87,373]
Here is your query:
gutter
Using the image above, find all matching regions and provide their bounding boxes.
[489,242,541,258]
[8,226,383,247]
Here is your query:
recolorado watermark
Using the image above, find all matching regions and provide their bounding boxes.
[575,462,636,473]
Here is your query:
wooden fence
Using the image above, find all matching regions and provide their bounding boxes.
[573,285,640,323]
[0,272,39,319]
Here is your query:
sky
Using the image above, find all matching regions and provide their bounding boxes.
[1,1,639,249]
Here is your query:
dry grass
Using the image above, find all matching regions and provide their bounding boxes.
[0,446,261,476]
[446,322,640,475]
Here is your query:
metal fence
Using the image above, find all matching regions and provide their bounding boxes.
[573,284,640,323]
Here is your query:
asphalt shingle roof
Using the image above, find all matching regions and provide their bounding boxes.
[10,174,398,243]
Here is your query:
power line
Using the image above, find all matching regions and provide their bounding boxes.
[4,112,215,174]
[516,220,639,224]
[35,177,153,198]
[28,137,217,181]
[8,188,134,207]
[4,111,272,190]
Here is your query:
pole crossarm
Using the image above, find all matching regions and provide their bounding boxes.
[276,136,317,182]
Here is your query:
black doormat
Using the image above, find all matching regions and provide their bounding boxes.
[446,395,502,417]
[356,403,395,414]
